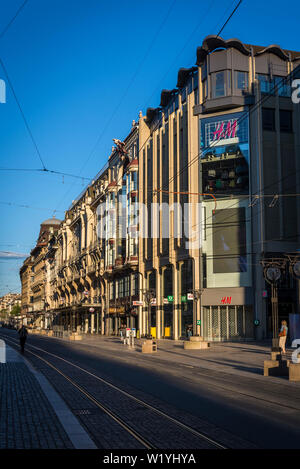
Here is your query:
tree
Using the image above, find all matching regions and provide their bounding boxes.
[10,304,21,316]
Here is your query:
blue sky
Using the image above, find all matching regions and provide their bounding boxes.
[0,0,300,295]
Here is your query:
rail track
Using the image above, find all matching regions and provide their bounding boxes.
[2,333,228,450]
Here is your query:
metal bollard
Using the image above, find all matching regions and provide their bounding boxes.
[0,339,6,363]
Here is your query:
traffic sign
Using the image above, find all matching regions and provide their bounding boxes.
[197,320,201,325]
[167,295,174,303]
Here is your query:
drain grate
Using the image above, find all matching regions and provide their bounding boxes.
[73,409,92,415]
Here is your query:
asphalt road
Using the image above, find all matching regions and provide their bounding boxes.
[2,328,300,449]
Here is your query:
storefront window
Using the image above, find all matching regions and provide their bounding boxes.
[200,111,249,197]
[203,305,253,341]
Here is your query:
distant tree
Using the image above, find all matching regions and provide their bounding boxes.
[10,304,21,316]
[0,308,7,319]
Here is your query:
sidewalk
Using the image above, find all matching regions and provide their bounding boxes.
[0,342,96,449]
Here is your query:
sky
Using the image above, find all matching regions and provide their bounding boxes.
[0,0,300,296]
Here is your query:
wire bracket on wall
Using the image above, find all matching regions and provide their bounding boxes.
[248,195,259,207]
[268,194,279,208]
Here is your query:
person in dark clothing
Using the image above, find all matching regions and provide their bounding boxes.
[18,325,28,353]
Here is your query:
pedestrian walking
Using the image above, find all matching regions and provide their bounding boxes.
[18,324,28,354]
[279,320,288,354]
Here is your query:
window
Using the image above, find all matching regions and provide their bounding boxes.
[193,71,198,90]
[131,274,139,296]
[118,279,124,298]
[181,87,186,103]
[275,76,291,97]
[211,71,231,98]
[256,74,274,94]
[262,108,275,131]
[124,276,129,297]
[235,71,248,90]
[280,110,293,132]
[203,79,208,99]
[212,71,225,98]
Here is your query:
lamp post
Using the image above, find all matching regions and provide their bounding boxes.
[285,254,300,314]
[261,258,286,351]
[142,288,155,337]
[189,289,204,336]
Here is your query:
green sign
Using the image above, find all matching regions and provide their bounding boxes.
[254,319,260,326]
[197,320,201,325]
[168,295,174,303]
[181,295,187,303]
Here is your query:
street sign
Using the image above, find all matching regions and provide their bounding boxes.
[132,300,143,306]
[197,320,201,325]
[181,295,187,303]
[167,295,174,303]
[187,293,194,301]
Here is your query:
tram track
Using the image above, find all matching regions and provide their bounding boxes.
[2,334,228,450]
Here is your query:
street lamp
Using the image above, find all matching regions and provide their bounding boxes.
[262,258,286,351]
[285,253,300,315]
[142,288,155,337]
[189,289,204,336]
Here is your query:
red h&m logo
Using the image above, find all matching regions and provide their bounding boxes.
[221,296,232,305]
[213,120,237,141]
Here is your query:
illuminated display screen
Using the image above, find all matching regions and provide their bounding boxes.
[200,111,249,196]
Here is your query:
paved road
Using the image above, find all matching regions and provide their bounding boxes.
[1,329,300,449]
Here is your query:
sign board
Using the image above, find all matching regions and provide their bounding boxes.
[197,320,201,325]
[181,295,187,303]
[167,295,174,303]
[163,298,169,304]
[187,293,194,301]
[109,306,125,314]
[220,296,232,305]
[132,300,143,306]
[150,298,157,306]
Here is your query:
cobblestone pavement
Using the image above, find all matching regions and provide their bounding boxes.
[0,350,74,449]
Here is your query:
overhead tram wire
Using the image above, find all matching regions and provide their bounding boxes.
[54,0,237,214]
[0,0,29,40]
[0,1,91,184]
[63,67,300,263]
[216,0,242,37]
[53,0,178,215]
[0,56,46,170]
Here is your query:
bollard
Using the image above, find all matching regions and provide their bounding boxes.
[0,339,6,363]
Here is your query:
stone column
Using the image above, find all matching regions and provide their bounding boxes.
[173,263,179,340]
[91,314,94,334]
